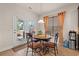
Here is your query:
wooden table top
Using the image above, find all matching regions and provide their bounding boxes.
[34,34,51,40]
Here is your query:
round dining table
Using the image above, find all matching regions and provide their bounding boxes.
[33,34,51,55]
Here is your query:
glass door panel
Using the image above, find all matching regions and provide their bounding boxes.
[17,19,24,40]
[13,16,25,47]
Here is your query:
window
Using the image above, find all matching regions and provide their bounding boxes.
[48,16,61,35]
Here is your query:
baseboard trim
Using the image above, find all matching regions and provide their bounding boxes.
[0,45,14,53]
[0,43,27,53]
[12,43,27,52]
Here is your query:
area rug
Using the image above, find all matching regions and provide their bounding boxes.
[14,48,63,56]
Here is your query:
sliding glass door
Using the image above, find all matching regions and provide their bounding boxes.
[48,16,61,36]
[13,16,37,47]
[13,16,26,47]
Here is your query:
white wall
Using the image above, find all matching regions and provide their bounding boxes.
[63,4,78,41]
[41,4,79,41]
[0,4,38,52]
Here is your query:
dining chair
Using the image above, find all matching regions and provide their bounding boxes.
[44,32,59,56]
[26,33,42,56]
[26,33,32,55]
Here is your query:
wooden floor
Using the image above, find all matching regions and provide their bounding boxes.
[0,44,79,56]
[62,48,79,56]
[0,44,27,56]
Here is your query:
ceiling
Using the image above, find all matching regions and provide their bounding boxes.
[16,3,72,15]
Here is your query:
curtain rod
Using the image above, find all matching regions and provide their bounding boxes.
[48,11,65,18]
[49,16,58,18]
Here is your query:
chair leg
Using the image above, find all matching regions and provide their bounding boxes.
[54,47,56,56]
[56,48,58,54]
[32,49,33,56]
[26,47,29,56]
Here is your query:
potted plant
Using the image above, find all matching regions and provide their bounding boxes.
[37,30,43,35]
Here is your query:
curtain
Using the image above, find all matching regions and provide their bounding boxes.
[58,12,65,46]
[58,12,65,26]
[43,16,48,34]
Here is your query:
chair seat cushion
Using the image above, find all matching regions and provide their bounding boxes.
[27,42,42,49]
[44,42,55,48]
[32,38,38,42]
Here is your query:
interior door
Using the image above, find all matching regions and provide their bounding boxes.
[13,16,26,47]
